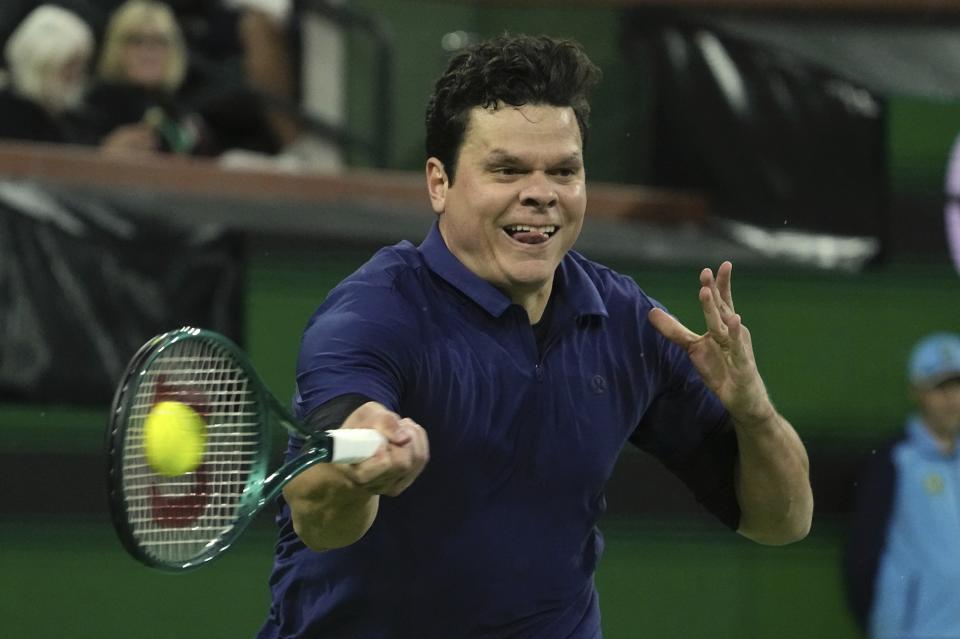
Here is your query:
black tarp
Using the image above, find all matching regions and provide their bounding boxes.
[0,181,243,404]
[621,10,888,246]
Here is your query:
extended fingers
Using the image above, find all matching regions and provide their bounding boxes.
[700,263,741,342]
[714,262,743,342]
[699,285,730,344]
[701,264,735,316]
[648,307,699,348]
[723,308,742,341]
[715,261,735,313]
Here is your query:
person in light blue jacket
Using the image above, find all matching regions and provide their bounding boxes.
[844,332,960,639]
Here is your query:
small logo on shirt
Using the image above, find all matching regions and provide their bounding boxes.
[924,474,945,495]
[589,374,607,394]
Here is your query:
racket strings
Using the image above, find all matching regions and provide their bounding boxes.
[121,338,262,566]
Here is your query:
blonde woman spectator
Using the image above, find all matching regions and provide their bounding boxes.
[0,4,95,143]
[97,0,185,93]
[87,0,214,156]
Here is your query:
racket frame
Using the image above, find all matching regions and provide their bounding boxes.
[105,327,334,572]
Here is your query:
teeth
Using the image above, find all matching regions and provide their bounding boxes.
[505,225,557,235]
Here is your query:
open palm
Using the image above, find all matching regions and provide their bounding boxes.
[649,261,774,424]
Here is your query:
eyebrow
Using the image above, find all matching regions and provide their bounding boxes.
[484,149,583,165]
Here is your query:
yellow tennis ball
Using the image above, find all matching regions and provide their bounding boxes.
[143,401,207,477]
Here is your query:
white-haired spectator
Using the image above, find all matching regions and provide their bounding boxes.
[0,4,94,142]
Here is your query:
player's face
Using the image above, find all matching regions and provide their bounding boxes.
[428,103,586,301]
[916,378,960,439]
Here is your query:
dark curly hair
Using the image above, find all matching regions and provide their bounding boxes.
[425,33,602,183]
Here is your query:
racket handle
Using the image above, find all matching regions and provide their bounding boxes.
[327,429,386,464]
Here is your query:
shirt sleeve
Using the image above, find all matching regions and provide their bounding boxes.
[629,329,740,530]
[293,280,416,420]
[283,393,376,461]
[303,393,377,432]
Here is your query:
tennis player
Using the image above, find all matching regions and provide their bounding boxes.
[257,33,812,638]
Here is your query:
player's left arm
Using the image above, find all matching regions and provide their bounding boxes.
[648,261,813,545]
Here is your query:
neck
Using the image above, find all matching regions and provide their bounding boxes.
[512,279,553,324]
[922,419,958,455]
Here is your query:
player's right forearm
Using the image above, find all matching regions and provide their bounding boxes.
[283,465,379,551]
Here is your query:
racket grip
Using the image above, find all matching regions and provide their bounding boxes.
[327,429,387,464]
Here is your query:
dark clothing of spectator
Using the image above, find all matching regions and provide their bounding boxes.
[83,81,216,155]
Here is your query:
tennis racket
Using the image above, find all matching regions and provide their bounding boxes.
[105,326,385,572]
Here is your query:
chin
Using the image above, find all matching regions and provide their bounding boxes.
[504,266,555,291]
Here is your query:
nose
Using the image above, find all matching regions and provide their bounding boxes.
[519,173,558,211]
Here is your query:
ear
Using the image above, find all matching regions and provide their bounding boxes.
[425,157,449,214]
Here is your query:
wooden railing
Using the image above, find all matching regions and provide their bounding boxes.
[0,141,708,239]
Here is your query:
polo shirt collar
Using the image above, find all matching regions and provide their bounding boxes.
[420,221,512,317]
[419,221,608,320]
[555,250,609,320]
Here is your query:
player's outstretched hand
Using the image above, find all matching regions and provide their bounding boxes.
[648,261,774,425]
[337,402,429,497]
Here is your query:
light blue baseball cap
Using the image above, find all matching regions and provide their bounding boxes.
[909,332,960,389]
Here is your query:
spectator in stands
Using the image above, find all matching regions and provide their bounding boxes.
[0,1,106,54]
[843,332,960,638]
[85,0,215,156]
[231,0,300,150]
[214,0,343,172]
[89,0,330,169]
[0,4,95,144]
[120,0,301,161]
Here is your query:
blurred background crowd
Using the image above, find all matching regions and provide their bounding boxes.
[0,0,330,167]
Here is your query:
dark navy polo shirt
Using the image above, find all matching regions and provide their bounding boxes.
[258,222,738,639]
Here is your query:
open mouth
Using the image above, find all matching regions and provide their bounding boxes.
[503,224,558,245]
